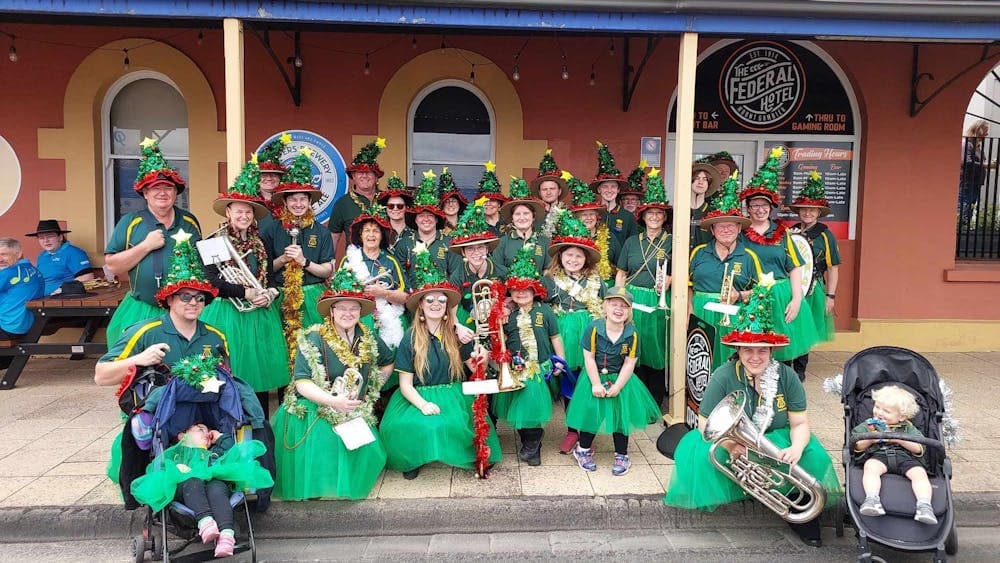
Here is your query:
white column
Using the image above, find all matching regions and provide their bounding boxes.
[223,18,246,184]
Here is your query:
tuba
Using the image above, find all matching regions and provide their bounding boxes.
[470,279,521,392]
[196,224,279,312]
[703,391,826,524]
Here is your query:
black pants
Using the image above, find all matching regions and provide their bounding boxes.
[579,431,629,455]
[180,478,234,531]
[785,356,809,380]
[635,365,666,406]
[562,396,577,433]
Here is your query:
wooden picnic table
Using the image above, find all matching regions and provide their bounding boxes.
[0,282,129,390]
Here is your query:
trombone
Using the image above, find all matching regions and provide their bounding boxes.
[197,224,279,312]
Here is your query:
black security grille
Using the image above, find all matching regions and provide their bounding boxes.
[956,135,1000,259]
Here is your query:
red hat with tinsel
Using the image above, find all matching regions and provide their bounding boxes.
[739,146,784,207]
[346,137,386,179]
[256,133,290,175]
[133,137,187,194]
[505,242,547,299]
[588,141,629,192]
[788,170,832,217]
[720,274,790,348]
[317,267,376,319]
[272,149,323,205]
[154,229,219,307]
[212,158,268,220]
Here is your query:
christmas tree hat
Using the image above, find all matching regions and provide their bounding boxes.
[529,148,568,197]
[739,146,784,206]
[567,171,604,215]
[405,169,446,230]
[546,207,600,265]
[257,133,290,175]
[701,171,751,230]
[634,167,672,228]
[588,140,629,191]
[273,148,322,204]
[404,241,460,312]
[476,160,508,204]
[624,159,648,196]
[317,266,376,319]
[720,273,790,347]
[213,158,268,220]
[377,171,414,205]
[692,159,723,197]
[170,353,225,394]
[706,151,739,178]
[347,137,386,178]
[499,175,545,223]
[154,228,219,307]
[449,197,499,254]
[505,242,547,299]
[788,170,832,216]
[438,166,469,213]
[134,137,187,194]
[349,201,391,249]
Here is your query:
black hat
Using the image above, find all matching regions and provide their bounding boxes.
[26,220,71,237]
[51,280,95,299]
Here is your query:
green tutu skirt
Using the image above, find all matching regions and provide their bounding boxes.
[491,372,553,430]
[628,286,670,370]
[273,400,386,500]
[769,278,819,362]
[691,292,738,373]
[380,382,502,472]
[555,309,593,372]
[565,371,660,435]
[130,440,274,512]
[806,280,834,343]
[663,427,841,511]
[200,298,289,392]
[106,294,161,344]
[106,422,125,484]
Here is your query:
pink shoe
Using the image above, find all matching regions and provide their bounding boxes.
[559,431,579,454]
[214,531,235,558]
[198,518,219,544]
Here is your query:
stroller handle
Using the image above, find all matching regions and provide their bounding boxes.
[849,432,946,457]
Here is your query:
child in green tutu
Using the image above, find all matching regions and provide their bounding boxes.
[565,287,661,476]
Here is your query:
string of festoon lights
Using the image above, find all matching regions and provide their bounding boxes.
[0,28,196,67]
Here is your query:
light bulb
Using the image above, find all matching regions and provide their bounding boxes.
[123,50,130,70]
[7,44,16,63]
[363,60,371,76]
[412,37,417,50]
[589,71,596,86]
[512,64,520,82]
[197,31,203,45]
[469,68,476,84]
[561,64,569,80]
[609,39,615,55]
[294,56,303,68]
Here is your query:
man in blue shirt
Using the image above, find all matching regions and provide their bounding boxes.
[0,238,45,369]
[26,220,94,295]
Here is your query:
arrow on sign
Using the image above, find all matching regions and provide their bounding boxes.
[805,114,814,121]
[711,112,718,119]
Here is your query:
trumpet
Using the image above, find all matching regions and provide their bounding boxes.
[197,224,279,312]
[704,391,826,524]
[656,258,669,309]
[470,279,521,392]
[704,264,740,326]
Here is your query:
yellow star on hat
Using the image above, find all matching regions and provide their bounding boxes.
[199,376,225,394]
[171,228,192,244]
[560,170,573,181]
[484,160,496,173]
[140,137,158,149]
[280,132,292,145]
[375,137,387,149]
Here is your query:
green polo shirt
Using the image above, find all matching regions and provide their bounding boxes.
[604,206,638,247]
[449,259,507,313]
[581,319,639,375]
[542,274,607,312]
[101,313,230,366]
[263,221,334,286]
[504,302,560,361]
[394,328,474,386]
[292,330,394,398]
[494,232,551,272]
[337,251,407,292]
[327,190,376,235]
[739,222,804,280]
[387,226,413,254]
[616,232,672,288]
[689,240,762,293]
[793,222,842,279]
[698,359,806,431]
[393,231,461,288]
[690,202,714,248]
[105,207,203,306]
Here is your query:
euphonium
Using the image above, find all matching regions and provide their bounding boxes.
[703,391,826,524]
[470,279,522,392]
[198,224,279,312]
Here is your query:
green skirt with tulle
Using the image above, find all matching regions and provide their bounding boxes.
[663,427,841,511]
[380,382,502,472]
[491,372,553,430]
[565,370,660,435]
[769,278,819,362]
[628,286,670,370]
[554,309,594,372]
[106,294,161,345]
[273,399,386,500]
[805,280,835,343]
[200,298,289,392]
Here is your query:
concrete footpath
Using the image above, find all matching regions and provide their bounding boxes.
[0,351,999,544]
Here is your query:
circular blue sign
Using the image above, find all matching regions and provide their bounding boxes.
[256,130,347,224]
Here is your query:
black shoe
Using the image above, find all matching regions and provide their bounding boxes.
[403,468,420,480]
[788,520,822,547]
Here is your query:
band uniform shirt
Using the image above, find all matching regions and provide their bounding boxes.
[105,207,203,305]
[689,240,762,293]
[0,258,45,335]
[542,274,607,312]
[37,241,93,295]
[738,221,803,280]
[263,221,334,286]
[794,222,842,282]
[580,319,639,376]
[327,190,376,236]
[392,231,461,288]
[504,302,560,362]
[494,231,551,273]
[292,330,393,394]
[101,312,229,367]
[394,328,475,387]
[698,359,806,432]
[690,202,714,248]
[338,250,407,293]
[449,259,507,316]
[603,205,638,247]
[617,232,672,288]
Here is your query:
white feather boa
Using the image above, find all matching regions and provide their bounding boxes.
[344,245,405,349]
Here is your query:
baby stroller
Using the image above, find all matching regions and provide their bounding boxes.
[131,364,265,563]
[836,346,958,562]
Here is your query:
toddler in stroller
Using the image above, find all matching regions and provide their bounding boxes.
[853,385,937,525]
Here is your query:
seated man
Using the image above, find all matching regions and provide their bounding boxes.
[26,220,94,295]
[0,238,44,369]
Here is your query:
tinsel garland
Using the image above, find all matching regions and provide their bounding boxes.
[171,354,223,390]
[552,273,603,318]
[750,360,780,431]
[470,279,510,478]
[721,331,790,346]
[743,222,787,246]
[281,322,381,429]
[279,208,314,369]
[228,224,268,286]
[343,246,404,349]
[596,224,612,280]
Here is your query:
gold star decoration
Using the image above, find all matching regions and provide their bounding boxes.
[730,171,740,181]
[375,137,387,149]
[475,196,489,206]
[280,132,292,145]
[545,148,552,156]
[171,228,192,244]
[769,146,784,159]
[422,169,437,180]
[648,167,660,178]
[199,376,225,394]
[758,271,776,289]
[560,170,573,181]
[140,137,158,149]
[810,170,821,181]
[484,160,496,173]
[442,166,449,174]
[300,147,313,158]
[639,158,649,169]
[595,140,604,148]
[250,153,258,164]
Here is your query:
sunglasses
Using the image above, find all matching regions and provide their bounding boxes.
[176,293,207,303]
[386,203,406,210]
[423,295,450,305]
[333,305,362,313]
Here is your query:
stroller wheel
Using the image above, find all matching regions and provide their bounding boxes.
[945,523,958,555]
[131,536,145,563]
[834,498,845,537]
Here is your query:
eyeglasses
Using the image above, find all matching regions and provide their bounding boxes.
[176,293,207,303]
[386,203,406,210]
[747,203,771,210]
[333,304,362,313]
[423,295,450,305]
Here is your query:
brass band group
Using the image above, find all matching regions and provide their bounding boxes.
[93,132,846,549]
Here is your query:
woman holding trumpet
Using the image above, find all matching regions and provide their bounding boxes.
[614,168,672,407]
[201,160,289,410]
